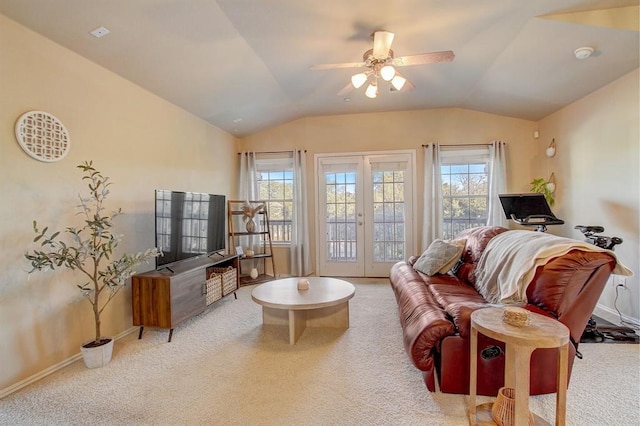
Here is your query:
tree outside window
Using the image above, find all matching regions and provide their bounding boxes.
[441,162,488,239]
[257,170,293,243]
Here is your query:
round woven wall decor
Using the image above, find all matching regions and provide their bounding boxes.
[15,111,71,162]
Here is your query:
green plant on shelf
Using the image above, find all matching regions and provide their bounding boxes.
[530,177,555,207]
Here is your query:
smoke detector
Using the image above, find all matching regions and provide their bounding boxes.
[574,47,594,60]
[90,26,110,38]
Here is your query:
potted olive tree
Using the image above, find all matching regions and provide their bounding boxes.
[25,161,160,368]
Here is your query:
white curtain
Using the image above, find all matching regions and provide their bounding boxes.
[238,152,259,254]
[290,150,311,276]
[238,151,258,202]
[487,140,507,227]
[422,144,442,251]
[239,150,311,277]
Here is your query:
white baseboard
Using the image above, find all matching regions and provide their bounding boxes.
[0,327,137,399]
[592,303,640,327]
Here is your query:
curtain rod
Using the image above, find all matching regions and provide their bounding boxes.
[421,143,494,148]
[237,150,307,155]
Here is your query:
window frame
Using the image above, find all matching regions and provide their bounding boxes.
[255,154,295,245]
[439,147,490,240]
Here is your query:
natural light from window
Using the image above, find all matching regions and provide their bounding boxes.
[441,162,488,239]
[257,170,293,243]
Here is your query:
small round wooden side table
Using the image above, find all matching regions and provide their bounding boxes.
[468,307,570,426]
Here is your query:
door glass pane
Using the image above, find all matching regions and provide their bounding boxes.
[371,167,405,262]
[325,171,357,262]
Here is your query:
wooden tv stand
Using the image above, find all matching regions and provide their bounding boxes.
[131,253,239,342]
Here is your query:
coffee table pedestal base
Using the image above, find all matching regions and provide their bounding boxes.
[262,302,350,344]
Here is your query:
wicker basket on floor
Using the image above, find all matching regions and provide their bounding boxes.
[491,387,534,426]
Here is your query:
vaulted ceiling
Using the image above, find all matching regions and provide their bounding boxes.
[1,0,638,136]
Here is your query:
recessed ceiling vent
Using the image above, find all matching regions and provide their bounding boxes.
[90,26,110,38]
[574,46,594,59]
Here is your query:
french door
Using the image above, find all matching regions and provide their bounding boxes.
[316,152,415,277]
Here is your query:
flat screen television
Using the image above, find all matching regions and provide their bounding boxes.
[155,190,226,269]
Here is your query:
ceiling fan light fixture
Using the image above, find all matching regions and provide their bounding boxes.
[391,75,406,91]
[311,31,456,99]
[380,65,395,81]
[365,83,378,99]
[351,72,368,89]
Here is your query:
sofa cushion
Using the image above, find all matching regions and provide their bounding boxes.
[427,283,488,337]
[413,239,465,275]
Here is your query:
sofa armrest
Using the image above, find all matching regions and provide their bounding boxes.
[402,302,456,371]
[390,262,456,371]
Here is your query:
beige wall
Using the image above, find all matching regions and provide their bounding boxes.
[0,15,237,393]
[241,109,539,275]
[538,69,639,325]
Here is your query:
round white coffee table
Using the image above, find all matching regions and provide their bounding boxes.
[251,277,355,344]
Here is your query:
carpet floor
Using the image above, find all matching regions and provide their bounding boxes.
[1,279,638,425]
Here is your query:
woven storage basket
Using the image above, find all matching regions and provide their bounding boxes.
[205,273,222,306]
[210,266,237,297]
[491,387,534,426]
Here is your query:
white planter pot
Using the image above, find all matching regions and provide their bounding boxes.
[546,182,556,193]
[80,338,114,369]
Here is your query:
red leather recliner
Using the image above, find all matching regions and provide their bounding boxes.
[389,226,616,395]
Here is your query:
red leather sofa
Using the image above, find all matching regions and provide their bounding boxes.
[389,226,617,396]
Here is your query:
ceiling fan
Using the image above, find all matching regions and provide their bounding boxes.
[311,30,455,98]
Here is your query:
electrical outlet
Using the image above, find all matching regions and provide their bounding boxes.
[613,275,627,289]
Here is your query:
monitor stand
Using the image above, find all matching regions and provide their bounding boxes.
[510,214,565,232]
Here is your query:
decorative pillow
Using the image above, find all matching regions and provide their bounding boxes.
[413,239,466,276]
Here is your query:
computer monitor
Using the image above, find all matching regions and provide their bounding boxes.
[498,193,564,231]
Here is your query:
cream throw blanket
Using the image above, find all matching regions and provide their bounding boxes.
[475,230,633,304]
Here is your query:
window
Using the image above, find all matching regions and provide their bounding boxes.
[256,156,294,243]
[440,148,489,239]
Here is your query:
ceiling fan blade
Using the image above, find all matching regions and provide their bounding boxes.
[337,82,355,97]
[310,62,365,70]
[372,31,394,59]
[393,50,455,66]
